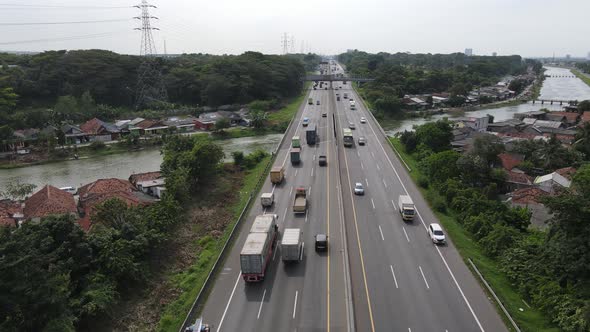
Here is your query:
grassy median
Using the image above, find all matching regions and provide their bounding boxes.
[389,138,558,332]
[156,155,272,332]
[572,69,590,88]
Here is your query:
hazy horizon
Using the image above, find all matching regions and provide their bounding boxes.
[1,0,589,58]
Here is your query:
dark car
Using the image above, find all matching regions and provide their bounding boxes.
[319,155,327,166]
[322,112,327,117]
[315,234,328,252]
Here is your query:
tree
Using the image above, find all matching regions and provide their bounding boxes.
[79,91,97,116]
[0,125,13,141]
[414,120,453,153]
[399,130,417,153]
[53,95,79,123]
[577,100,590,113]
[0,87,17,111]
[420,150,461,185]
[471,134,505,166]
[214,118,230,132]
[232,151,245,167]
[0,180,36,200]
[249,110,267,129]
[574,122,590,160]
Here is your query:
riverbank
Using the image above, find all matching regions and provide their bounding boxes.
[0,88,309,170]
[572,69,590,88]
[389,138,558,332]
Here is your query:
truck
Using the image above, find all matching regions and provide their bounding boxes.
[293,187,307,214]
[292,136,301,148]
[343,93,348,99]
[270,166,284,184]
[290,148,301,165]
[184,317,210,332]
[240,215,278,282]
[308,97,313,105]
[306,124,317,146]
[343,128,354,147]
[398,195,416,221]
[261,192,274,207]
[281,228,303,262]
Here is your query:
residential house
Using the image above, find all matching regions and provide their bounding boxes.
[551,111,580,127]
[80,118,121,141]
[534,172,571,193]
[486,119,526,134]
[514,111,546,120]
[194,119,215,131]
[135,119,169,135]
[61,124,87,144]
[453,116,489,132]
[23,185,77,222]
[0,200,24,227]
[163,117,197,133]
[129,171,166,198]
[505,170,533,191]
[402,95,429,109]
[508,187,551,229]
[555,167,576,181]
[535,127,577,144]
[498,153,524,171]
[579,112,590,127]
[77,178,155,231]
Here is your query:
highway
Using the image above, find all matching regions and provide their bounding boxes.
[197,61,508,332]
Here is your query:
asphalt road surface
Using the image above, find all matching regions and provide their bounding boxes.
[198,62,508,332]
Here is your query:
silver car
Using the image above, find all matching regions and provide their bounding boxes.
[354,182,364,195]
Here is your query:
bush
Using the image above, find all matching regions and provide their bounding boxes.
[232,151,245,167]
[417,175,429,188]
[432,196,447,213]
[243,149,269,169]
[89,141,106,150]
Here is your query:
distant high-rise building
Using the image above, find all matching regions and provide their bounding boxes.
[492,52,497,57]
[587,52,590,60]
[566,54,571,60]
[464,48,473,56]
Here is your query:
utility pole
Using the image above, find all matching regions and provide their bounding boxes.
[134,0,167,109]
[290,35,295,54]
[281,32,289,55]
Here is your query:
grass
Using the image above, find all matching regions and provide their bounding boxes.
[267,82,310,125]
[390,138,558,332]
[572,69,590,88]
[156,155,272,332]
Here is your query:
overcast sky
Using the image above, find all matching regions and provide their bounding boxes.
[1,0,589,57]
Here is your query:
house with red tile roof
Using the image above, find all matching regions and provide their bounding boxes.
[24,185,77,222]
[505,170,533,191]
[580,112,590,126]
[78,178,155,231]
[129,171,162,187]
[555,167,576,180]
[0,200,24,227]
[498,152,524,171]
[80,118,120,141]
[508,187,552,228]
[135,119,169,135]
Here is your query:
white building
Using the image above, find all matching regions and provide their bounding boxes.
[534,172,571,193]
[465,48,473,56]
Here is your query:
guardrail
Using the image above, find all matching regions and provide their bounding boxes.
[468,258,521,332]
[178,87,308,331]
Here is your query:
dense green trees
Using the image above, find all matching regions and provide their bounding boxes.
[0,50,309,130]
[400,121,590,331]
[338,50,533,116]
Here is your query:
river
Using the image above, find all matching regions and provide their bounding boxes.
[2,67,589,190]
[383,66,590,135]
[0,134,282,190]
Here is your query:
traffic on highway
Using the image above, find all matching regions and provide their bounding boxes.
[192,61,508,332]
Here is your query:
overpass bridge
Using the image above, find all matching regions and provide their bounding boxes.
[304,74,375,83]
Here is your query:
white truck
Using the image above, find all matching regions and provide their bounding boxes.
[240,214,279,282]
[281,228,303,262]
[349,100,356,110]
[398,195,416,221]
[261,192,274,207]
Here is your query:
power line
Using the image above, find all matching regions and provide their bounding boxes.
[0,31,131,45]
[0,3,132,9]
[0,19,131,26]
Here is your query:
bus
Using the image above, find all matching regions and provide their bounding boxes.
[343,128,354,147]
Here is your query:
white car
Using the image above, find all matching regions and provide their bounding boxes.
[302,117,310,126]
[354,182,364,195]
[349,122,356,130]
[360,117,367,123]
[428,223,446,244]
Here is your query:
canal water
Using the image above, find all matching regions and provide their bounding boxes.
[0,134,282,190]
[383,66,590,135]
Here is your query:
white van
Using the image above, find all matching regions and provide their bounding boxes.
[261,192,274,207]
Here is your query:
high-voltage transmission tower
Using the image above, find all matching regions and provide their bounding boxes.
[281,32,290,54]
[134,0,167,109]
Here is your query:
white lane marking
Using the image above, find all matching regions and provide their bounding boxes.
[313,155,316,161]
[311,167,314,177]
[217,272,241,332]
[305,212,308,223]
[376,164,380,170]
[403,227,410,242]
[257,289,267,319]
[273,244,278,260]
[290,186,293,196]
[371,198,375,209]
[300,242,304,261]
[419,266,430,289]
[371,151,375,158]
[361,162,364,170]
[391,200,396,208]
[309,185,312,196]
[292,291,299,319]
[378,225,384,241]
[365,178,369,187]
[366,116,486,331]
[270,183,277,195]
[382,179,387,188]
[283,207,288,220]
[408,328,412,332]
[295,169,298,177]
[390,265,399,288]
[357,151,360,157]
